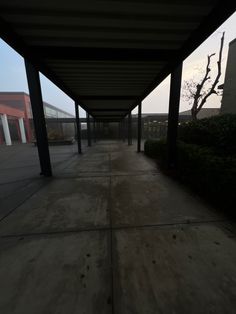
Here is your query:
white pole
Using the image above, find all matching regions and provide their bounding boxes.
[18,117,27,143]
[1,114,12,146]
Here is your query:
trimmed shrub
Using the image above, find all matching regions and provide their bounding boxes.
[177,142,236,212]
[178,114,236,155]
[144,139,236,217]
[144,139,167,159]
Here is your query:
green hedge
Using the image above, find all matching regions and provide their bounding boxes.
[177,142,236,211]
[178,114,236,155]
[144,114,236,216]
[144,139,167,159]
[144,139,236,216]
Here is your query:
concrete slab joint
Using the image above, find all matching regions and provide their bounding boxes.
[0,141,235,314]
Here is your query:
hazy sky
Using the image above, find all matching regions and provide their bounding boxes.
[0,11,236,117]
[140,11,236,114]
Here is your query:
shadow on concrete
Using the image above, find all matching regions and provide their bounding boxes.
[0,140,235,314]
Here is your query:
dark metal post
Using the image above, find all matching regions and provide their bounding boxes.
[25,60,52,177]
[93,118,96,143]
[137,102,142,152]
[86,112,91,146]
[75,102,82,154]
[118,122,121,140]
[167,62,183,168]
[128,112,132,145]
[97,122,100,140]
[123,118,126,142]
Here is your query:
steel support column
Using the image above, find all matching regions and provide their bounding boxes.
[118,122,121,140]
[86,112,91,147]
[137,102,142,152]
[93,119,96,143]
[167,62,183,168]
[75,102,82,154]
[122,119,126,142]
[128,112,132,146]
[97,122,100,140]
[25,60,52,176]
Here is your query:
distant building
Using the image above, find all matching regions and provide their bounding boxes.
[0,92,74,145]
[221,38,236,114]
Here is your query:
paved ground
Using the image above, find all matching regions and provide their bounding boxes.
[0,141,236,314]
[0,141,86,220]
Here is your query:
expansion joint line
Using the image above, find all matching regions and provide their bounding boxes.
[0,179,51,224]
[108,153,114,314]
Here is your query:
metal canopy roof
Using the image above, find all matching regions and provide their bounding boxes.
[0,1,235,121]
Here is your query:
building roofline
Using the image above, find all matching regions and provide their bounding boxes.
[229,38,236,46]
[0,91,29,96]
[0,91,74,117]
[132,113,168,116]
[43,101,74,117]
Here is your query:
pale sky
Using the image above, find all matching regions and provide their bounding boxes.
[0,11,236,117]
[139,11,236,115]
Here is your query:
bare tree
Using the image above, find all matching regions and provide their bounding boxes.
[182,32,225,120]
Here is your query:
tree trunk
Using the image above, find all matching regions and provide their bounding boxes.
[191,108,197,120]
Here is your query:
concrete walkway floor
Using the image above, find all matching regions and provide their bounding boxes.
[0,141,236,314]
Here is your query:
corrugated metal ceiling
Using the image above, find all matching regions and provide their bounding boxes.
[0,0,235,121]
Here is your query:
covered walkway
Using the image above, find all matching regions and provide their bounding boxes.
[0,141,235,313]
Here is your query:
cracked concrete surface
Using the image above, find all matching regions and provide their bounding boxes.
[0,141,235,313]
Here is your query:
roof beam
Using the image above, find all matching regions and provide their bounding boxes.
[14,22,190,35]
[95,120,122,122]
[32,47,176,61]
[79,95,138,100]
[90,108,129,112]
[94,114,125,117]
[0,17,95,116]
[0,6,205,22]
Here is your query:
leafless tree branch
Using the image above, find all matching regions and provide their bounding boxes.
[182,32,225,120]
